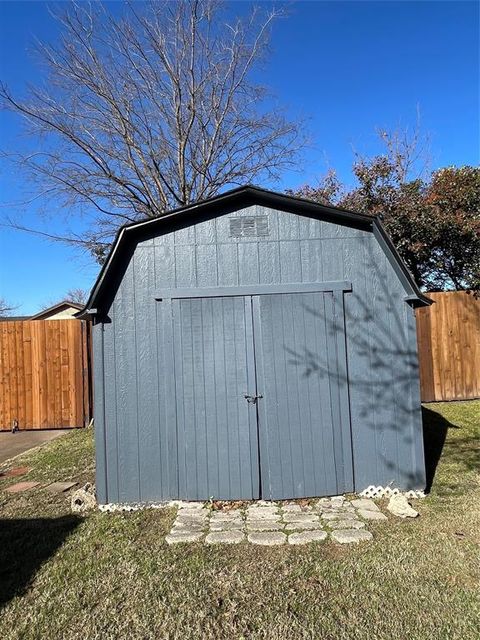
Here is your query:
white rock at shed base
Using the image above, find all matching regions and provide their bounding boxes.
[71,484,96,513]
[387,494,419,518]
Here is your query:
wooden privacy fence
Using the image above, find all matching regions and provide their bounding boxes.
[416,291,480,402]
[0,295,477,430]
[0,320,91,431]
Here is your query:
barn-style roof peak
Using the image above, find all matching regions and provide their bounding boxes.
[78,185,431,318]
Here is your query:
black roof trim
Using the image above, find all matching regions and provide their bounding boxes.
[372,220,432,307]
[77,185,431,318]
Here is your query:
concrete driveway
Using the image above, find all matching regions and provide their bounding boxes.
[0,430,70,466]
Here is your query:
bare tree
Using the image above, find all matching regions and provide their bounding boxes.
[64,287,89,305]
[1,0,305,261]
[0,297,19,318]
[41,287,90,309]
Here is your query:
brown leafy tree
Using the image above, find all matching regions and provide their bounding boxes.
[1,0,304,262]
[290,129,480,293]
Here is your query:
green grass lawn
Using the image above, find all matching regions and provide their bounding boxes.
[0,401,479,640]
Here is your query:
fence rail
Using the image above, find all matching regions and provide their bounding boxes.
[0,320,91,431]
[416,291,480,402]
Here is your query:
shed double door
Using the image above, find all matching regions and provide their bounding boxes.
[169,290,353,501]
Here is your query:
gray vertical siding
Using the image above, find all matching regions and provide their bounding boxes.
[253,291,352,500]
[168,296,259,500]
[92,323,107,504]
[95,204,426,503]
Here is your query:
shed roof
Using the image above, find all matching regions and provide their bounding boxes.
[78,185,431,318]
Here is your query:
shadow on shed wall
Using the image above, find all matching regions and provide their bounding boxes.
[285,241,426,489]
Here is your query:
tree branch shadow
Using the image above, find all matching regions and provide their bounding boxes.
[281,239,429,490]
[0,515,82,608]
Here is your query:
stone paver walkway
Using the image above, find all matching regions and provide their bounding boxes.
[165,497,387,545]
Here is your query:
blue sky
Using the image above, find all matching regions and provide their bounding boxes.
[0,1,478,314]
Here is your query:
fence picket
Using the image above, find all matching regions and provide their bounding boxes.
[0,319,90,430]
[416,292,480,402]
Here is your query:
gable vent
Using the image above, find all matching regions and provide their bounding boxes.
[229,216,269,238]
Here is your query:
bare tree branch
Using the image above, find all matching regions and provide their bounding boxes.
[1,0,305,261]
[0,297,20,318]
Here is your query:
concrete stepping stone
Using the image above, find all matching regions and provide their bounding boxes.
[210,515,243,522]
[321,511,358,521]
[210,521,245,531]
[282,512,319,523]
[0,466,31,478]
[319,502,355,512]
[45,481,78,494]
[205,530,244,544]
[358,509,388,521]
[246,512,280,521]
[327,519,366,530]
[173,514,206,522]
[331,529,373,544]
[281,503,312,512]
[166,531,204,544]
[281,503,302,512]
[284,522,324,531]
[248,531,287,546]
[172,521,205,531]
[176,517,209,526]
[288,530,328,545]
[246,505,278,514]
[210,518,243,525]
[174,523,207,532]
[351,498,380,511]
[5,481,40,493]
[246,521,284,531]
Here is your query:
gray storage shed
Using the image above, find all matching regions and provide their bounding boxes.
[79,186,431,504]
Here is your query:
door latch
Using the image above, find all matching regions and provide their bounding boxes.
[244,394,263,404]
